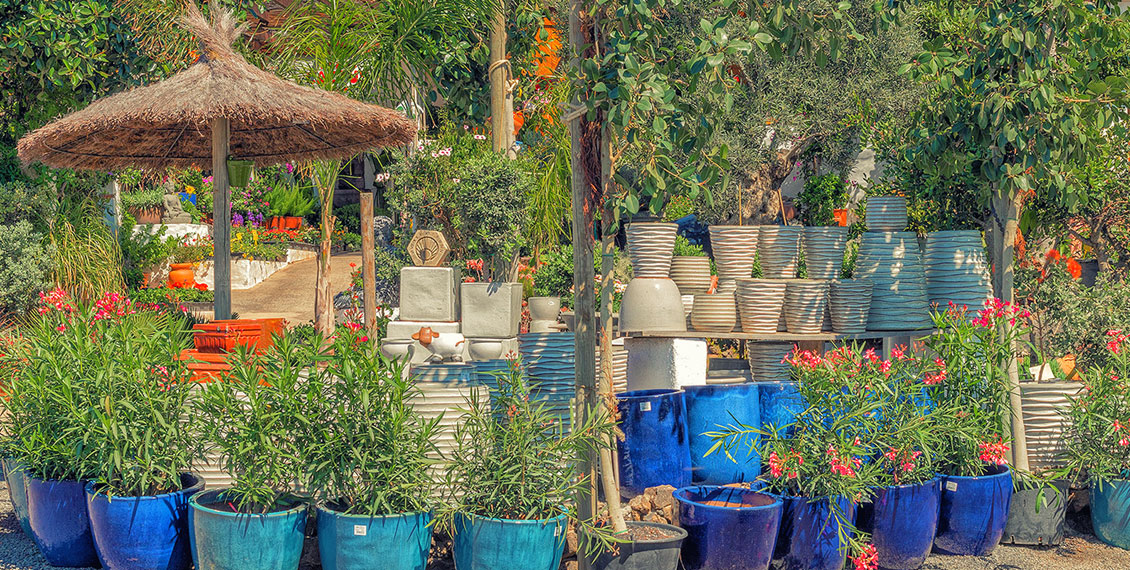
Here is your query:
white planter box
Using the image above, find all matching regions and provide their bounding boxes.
[460,282,523,338]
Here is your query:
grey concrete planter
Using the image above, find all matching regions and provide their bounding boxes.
[460,282,523,338]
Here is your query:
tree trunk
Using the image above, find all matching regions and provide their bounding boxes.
[735,137,815,224]
[490,0,515,155]
[211,118,232,320]
[989,185,1029,471]
[315,209,336,336]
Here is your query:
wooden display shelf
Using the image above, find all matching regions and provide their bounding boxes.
[625,329,935,342]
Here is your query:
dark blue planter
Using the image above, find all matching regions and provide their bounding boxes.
[452,512,567,570]
[1091,479,1130,550]
[179,192,197,206]
[85,473,203,570]
[935,465,1011,556]
[782,496,856,570]
[758,381,804,435]
[25,476,100,567]
[868,477,941,569]
[1,459,32,537]
[674,486,782,570]
[684,384,761,484]
[317,506,432,570]
[616,389,691,497]
[773,495,799,559]
[189,489,307,570]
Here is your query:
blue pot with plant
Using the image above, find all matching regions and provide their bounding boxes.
[758,381,803,435]
[616,389,692,497]
[674,485,781,570]
[683,384,760,484]
[1,458,33,537]
[86,473,204,570]
[25,477,100,567]
[934,464,1012,556]
[863,476,942,569]
[782,495,856,570]
[453,512,567,570]
[189,490,307,569]
[318,508,432,570]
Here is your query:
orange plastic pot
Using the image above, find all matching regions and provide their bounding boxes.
[210,318,285,352]
[833,209,849,227]
[283,216,302,230]
[191,323,262,354]
[268,217,284,230]
[168,263,195,288]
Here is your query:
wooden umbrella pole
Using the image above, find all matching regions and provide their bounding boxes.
[212,118,232,320]
[360,191,377,334]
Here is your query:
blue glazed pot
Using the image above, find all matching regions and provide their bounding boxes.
[189,489,307,570]
[684,384,761,484]
[935,465,1012,556]
[758,381,803,435]
[85,473,203,570]
[675,485,782,570]
[452,512,567,570]
[1,459,32,537]
[178,192,197,206]
[25,476,100,567]
[317,505,432,570]
[868,477,942,569]
[1091,479,1130,550]
[782,496,856,570]
[616,389,692,497]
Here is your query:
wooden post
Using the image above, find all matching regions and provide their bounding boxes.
[360,191,377,334]
[212,118,232,320]
[490,0,515,154]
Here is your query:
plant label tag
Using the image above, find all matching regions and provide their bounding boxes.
[555,525,562,537]
[640,402,652,412]
[354,525,367,536]
[945,481,958,492]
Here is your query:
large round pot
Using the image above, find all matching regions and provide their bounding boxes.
[1002,480,1067,546]
[626,222,678,278]
[867,477,941,569]
[690,293,737,333]
[86,473,204,570]
[675,486,782,570]
[782,495,856,570]
[783,279,830,334]
[189,489,307,570]
[934,464,1012,556]
[468,338,505,361]
[619,278,687,334]
[923,230,992,310]
[758,381,803,435]
[283,216,303,230]
[865,196,908,232]
[452,511,567,570]
[802,226,849,280]
[1091,479,1130,550]
[527,296,562,321]
[616,389,692,497]
[168,262,196,288]
[708,226,759,290]
[683,384,760,484]
[317,505,432,570]
[25,476,100,567]
[129,205,164,225]
[829,279,872,334]
[591,521,687,570]
[2,458,32,537]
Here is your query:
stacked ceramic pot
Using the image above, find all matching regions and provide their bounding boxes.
[829,279,873,334]
[527,296,563,334]
[409,363,489,474]
[596,338,629,393]
[621,223,687,333]
[783,279,830,334]
[923,230,992,311]
[865,196,909,232]
[690,293,738,333]
[709,226,759,292]
[734,279,787,333]
[803,226,850,280]
[854,228,933,331]
[670,256,713,294]
[758,225,803,279]
[518,332,576,430]
[748,343,793,383]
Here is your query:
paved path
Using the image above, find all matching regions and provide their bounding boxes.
[231,251,362,325]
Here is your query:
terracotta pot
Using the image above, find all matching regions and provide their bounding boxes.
[210,318,285,352]
[268,216,284,230]
[141,272,153,289]
[129,206,164,225]
[192,323,263,354]
[168,263,195,288]
[283,216,303,230]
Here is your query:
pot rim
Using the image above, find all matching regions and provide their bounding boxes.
[456,510,568,526]
[86,472,204,501]
[873,474,943,491]
[618,388,683,401]
[316,502,433,520]
[605,521,689,544]
[25,475,88,486]
[674,485,782,512]
[942,464,1011,481]
[189,488,306,518]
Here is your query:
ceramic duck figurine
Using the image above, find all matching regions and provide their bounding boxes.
[412,327,466,362]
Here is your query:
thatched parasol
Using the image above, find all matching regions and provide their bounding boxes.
[18,5,416,319]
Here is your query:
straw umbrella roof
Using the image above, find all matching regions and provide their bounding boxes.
[17,5,416,170]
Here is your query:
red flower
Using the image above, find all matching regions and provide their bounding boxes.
[852,544,878,570]
[1066,258,1082,280]
[194,283,208,291]
[978,438,1009,466]
[1045,249,1061,263]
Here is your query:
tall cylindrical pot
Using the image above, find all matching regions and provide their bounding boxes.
[803,226,849,280]
[683,384,760,484]
[189,489,307,570]
[865,196,908,232]
[675,486,782,570]
[2,458,32,537]
[782,495,856,570]
[317,506,432,570]
[734,279,787,334]
[591,521,686,570]
[453,512,566,570]
[86,473,204,570]
[616,389,692,497]
[934,465,1012,556]
[25,476,100,567]
[829,279,872,334]
[868,477,941,569]
[1091,479,1130,550]
[708,226,759,290]
[757,225,803,279]
[783,279,829,334]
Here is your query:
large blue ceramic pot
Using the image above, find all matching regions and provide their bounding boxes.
[868,477,941,569]
[1,458,32,537]
[317,505,432,570]
[782,495,856,570]
[683,385,760,484]
[758,381,803,435]
[452,512,567,570]
[25,476,100,567]
[189,489,307,570]
[86,473,204,570]
[1091,479,1130,550]
[616,389,691,497]
[935,465,1011,556]
[674,485,782,570]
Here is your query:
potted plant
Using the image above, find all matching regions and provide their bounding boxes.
[189,337,312,570]
[169,236,211,288]
[265,184,315,230]
[121,185,167,225]
[673,485,780,570]
[796,175,850,280]
[668,236,712,295]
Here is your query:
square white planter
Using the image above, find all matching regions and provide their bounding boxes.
[399,267,461,322]
[461,282,523,338]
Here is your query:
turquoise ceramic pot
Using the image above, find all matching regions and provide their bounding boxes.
[317,505,432,570]
[1,458,32,537]
[188,489,307,570]
[1092,479,1130,550]
[452,512,567,570]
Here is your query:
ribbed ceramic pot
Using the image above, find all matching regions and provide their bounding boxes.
[802,226,849,280]
[708,226,759,290]
[675,486,782,570]
[670,257,713,294]
[683,384,761,484]
[923,230,992,311]
[617,389,692,497]
[747,344,793,383]
[1091,479,1130,551]
[829,279,872,334]
[854,232,932,330]
[410,369,489,470]
[620,278,688,333]
[865,196,908,232]
[734,279,787,334]
[627,223,679,278]
[690,293,737,333]
[1019,382,1080,472]
[935,465,1012,556]
[783,279,830,334]
[757,225,803,279]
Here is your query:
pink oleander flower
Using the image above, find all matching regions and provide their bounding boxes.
[852,544,878,570]
[978,438,1009,466]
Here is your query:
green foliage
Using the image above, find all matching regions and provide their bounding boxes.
[129,286,214,305]
[265,183,316,218]
[118,217,176,288]
[0,221,53,315]
[0,180,56,228]
[172,235,211,264]
[1062,332,1130,485]
[119,187,165,211]
[336,203,362,235]
[672,235,706,257]
[2,292,195,496]
[795,174,848,226]
[48,199,124,304]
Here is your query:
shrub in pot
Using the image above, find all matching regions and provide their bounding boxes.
[2,290,200,569]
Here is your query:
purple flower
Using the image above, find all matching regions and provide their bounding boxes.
[232,213,245,226]
[285,163,295,174]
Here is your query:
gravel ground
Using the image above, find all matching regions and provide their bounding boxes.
[1,481,1129,570]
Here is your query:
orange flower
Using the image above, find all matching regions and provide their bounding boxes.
[1066,258,1082,280]
[1045,249,1061,263]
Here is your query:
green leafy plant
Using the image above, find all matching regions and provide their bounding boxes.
[265,184,315,218]
[795,174,849,227]
[172,235,211,264]
[118,216,177,288]
[119,186,165,211]
[129,286,214,305]
[1062,330,1130,485]
[672,235,706,257]
[48,198,124,304]
[0,221,53,316]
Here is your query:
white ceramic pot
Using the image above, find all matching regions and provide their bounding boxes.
[690,293,737,333]
[627,223,678,278]
[709,226,759,288]
[620,278,688,333]
[527,296,562,321]
[380,339,416,362]
[923,230,992,311]
[734,279,787,334]
[757,225,803,279]
[1019,381,1082,472]
[467,338,505,361]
